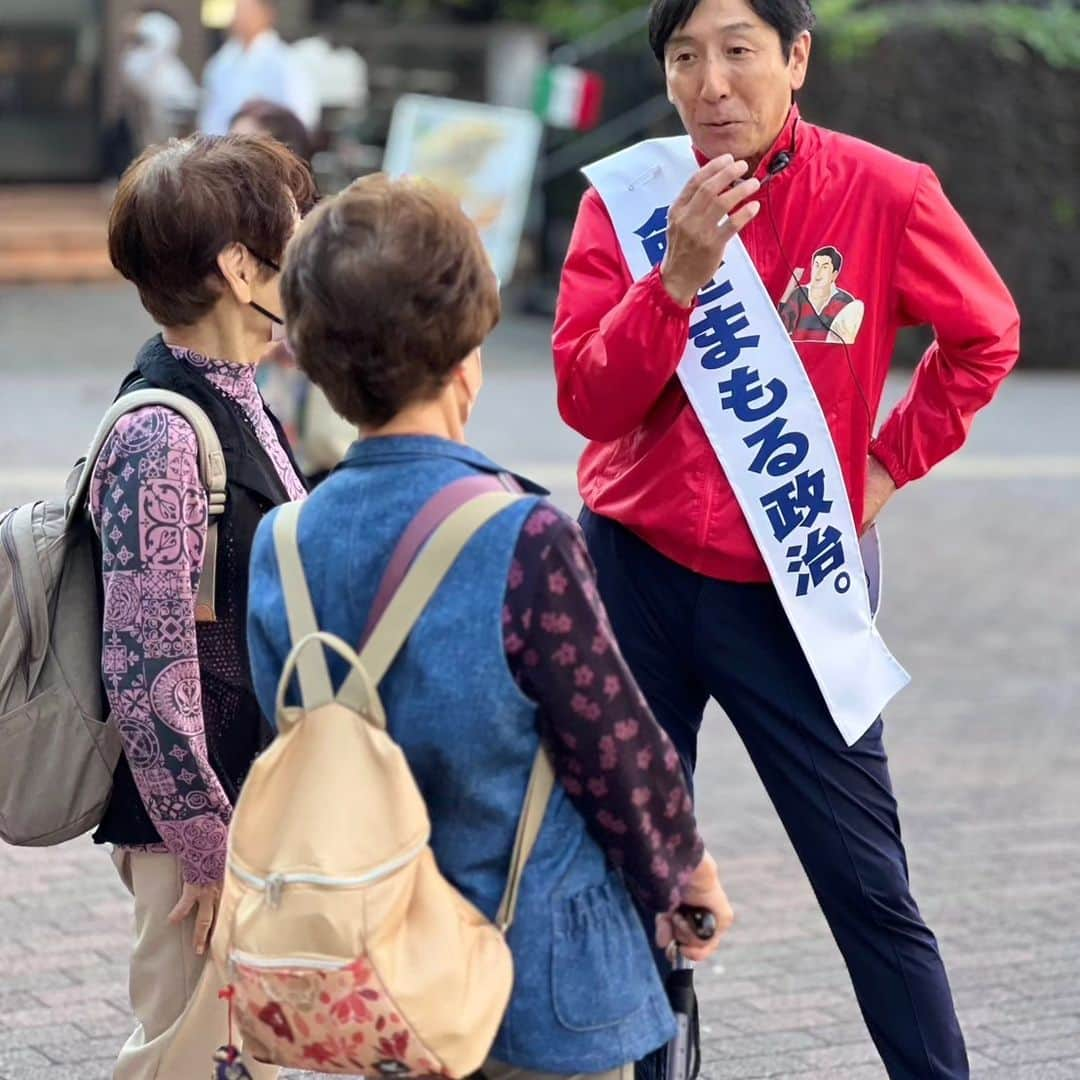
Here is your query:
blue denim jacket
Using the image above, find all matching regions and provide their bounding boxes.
[247,436,674,1072]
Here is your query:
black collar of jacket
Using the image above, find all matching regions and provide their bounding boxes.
[118,334,307,505]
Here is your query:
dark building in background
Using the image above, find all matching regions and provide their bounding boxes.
[0,0,106,180]
[0,0,305,182]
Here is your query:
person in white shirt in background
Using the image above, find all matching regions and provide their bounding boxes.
[291,35,368,119]
[199,0,319,137]
[120,10,199,149]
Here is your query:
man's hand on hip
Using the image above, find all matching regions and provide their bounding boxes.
[660,155,761,308]
[862,455,897,533]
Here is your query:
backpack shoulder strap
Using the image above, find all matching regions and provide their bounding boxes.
[496,747,556,933]
[271,479,524,715]
[346,491,524,694]
[342,488,554,933]
[361,472,519,647]
[271,501,333,710]
[71,387,227,519]
[70,388,228,621]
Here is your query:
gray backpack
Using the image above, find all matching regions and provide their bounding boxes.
[0,389,226,846]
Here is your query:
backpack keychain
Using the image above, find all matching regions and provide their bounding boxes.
[213,988,254,1080]
[213,1046,253,1080]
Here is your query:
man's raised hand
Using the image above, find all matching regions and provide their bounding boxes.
[660,155,762,308]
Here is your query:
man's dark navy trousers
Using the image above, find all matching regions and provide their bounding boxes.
[581,509,969,1080]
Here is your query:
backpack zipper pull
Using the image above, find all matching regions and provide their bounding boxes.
[265,874,285,909]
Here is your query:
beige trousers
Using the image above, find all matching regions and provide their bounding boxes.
[112,849,277,1080]
[482,1061,634,1080]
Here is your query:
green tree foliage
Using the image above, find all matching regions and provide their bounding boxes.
[504,0,644,38]
[816,0,1080,68]
[377,0,643,36]
[376,0,1080,68]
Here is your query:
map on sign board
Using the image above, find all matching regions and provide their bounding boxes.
[382,94,543,286]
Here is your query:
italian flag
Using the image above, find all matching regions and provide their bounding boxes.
[535,65,605,131]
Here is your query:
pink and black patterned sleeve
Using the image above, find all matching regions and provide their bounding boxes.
[88,406,232,886]
[504,504,705,914]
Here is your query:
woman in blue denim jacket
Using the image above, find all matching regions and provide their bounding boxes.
[246,174,733,1080]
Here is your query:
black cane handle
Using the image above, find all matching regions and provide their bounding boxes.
[677,905,718,941]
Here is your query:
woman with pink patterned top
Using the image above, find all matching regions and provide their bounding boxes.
[89,133,315,1080]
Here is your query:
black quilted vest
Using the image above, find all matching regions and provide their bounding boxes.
[95,335,306,847]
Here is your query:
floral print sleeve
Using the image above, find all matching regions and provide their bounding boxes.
[89,406,232,886]
[503,505,705,914]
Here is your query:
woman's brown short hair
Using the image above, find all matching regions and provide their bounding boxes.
[109,133,316,327]
[281,174,500,429]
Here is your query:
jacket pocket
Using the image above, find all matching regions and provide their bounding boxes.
[550,872,653,1032]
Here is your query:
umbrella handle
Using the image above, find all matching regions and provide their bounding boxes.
[665,909,715,1080]
[677,905,718,941]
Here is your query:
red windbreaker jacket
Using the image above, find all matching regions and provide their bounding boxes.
[553,106,1020,582]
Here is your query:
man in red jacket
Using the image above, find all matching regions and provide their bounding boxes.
[553,0,1019,1077]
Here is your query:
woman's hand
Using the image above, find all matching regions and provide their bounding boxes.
[168,880,222,956]
[655,851,733,963]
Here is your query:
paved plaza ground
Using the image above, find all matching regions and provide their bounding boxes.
[1,285,1078,1079]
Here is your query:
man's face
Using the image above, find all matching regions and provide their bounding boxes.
[664,0,810,167]
[811,254,838,291]
[231,0,273,42]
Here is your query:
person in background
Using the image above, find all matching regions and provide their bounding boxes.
[291,34,369,120]
[229,99,356,484]
[93,133,314,1078]
[118,9,199,150]
[247,174,734,1080]
[200,0,319,137]
[230,97,313,161]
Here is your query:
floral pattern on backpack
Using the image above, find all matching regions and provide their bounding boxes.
[230,955,451,1077]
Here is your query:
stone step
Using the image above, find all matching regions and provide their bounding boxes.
[0,221,108,253]
[0,250,116,284]
[0,186,115,283]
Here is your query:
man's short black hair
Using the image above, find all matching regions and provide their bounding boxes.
[814,245,843,274]
[648,0,815,63]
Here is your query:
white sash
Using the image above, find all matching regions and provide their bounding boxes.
[584,137,909,745]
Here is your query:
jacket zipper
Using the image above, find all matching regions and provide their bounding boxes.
[229,839,427,909]
[230,950,348,972]
[2,512,33,694]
